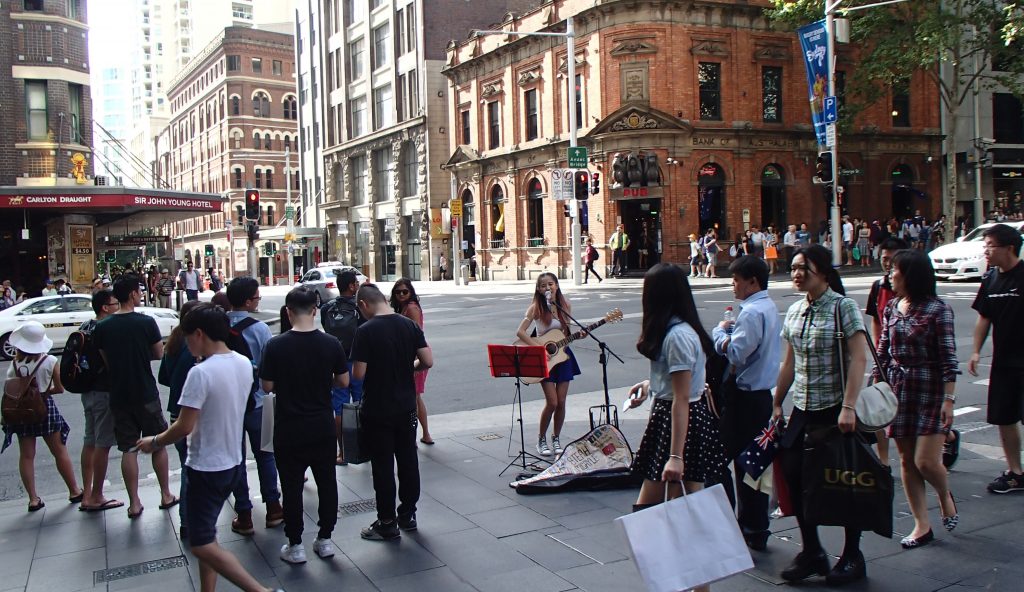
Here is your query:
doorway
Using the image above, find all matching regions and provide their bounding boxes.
[760,164,787,229]
[891,164,915,219]
[617,198,662,271]
[698,163,726,237]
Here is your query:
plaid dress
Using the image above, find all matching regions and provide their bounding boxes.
[2,356,71,453]
[873,297,959,438]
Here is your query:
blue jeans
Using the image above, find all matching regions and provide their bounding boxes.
[231,405,280,511]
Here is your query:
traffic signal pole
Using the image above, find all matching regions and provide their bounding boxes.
[826,4,842,267]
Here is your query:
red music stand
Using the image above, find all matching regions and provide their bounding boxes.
[487,344,549,476]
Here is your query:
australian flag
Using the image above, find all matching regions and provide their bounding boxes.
[738,418,781,480]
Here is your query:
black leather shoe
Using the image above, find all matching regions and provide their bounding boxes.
[825,551,866,586]
[780,550,830,582]
[744,533,769,551]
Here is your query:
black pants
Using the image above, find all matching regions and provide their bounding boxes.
[612,249,626,275]
[584,260,602,282]
[718,381,773,540]
[363,410,420,522]
[779,406,862,556]
[275,438,338,545]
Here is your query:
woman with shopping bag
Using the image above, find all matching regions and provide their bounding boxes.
[772,245,873,585]
[875,249,960,548]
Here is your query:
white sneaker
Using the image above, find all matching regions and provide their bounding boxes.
[280,543,307,564]
[313,537,335,558]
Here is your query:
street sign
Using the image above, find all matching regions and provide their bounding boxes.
[551,168,573,201]
[385,215,397,230]
[823,96,838,123]
[567,146,588,169]
[450,198,462,216]
[839,168,862,176]
[825,123,836,148]
[285,205,294,221]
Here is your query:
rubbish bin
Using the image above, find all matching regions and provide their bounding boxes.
[460,264,469,285]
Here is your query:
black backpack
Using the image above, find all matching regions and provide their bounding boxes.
[227,316,260,414]
[321,296,360,354]
[60,330,101,394]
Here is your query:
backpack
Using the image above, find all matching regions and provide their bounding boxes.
[60,330,101,394]
[226,316,260,414]
[2,361,50,426]
[321,296,360,355]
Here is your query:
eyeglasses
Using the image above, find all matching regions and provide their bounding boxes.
[395,289,410,296]
[983,244,1007,251]
[104,301,119,307]
[249,296,262,301]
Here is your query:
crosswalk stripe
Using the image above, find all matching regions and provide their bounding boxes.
[954,406,980,417]
[974,378,991,386]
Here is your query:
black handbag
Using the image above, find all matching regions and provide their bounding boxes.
[340,402,369,465]
[802,427,894,538]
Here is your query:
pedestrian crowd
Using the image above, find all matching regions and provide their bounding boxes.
[2,223,1023,591]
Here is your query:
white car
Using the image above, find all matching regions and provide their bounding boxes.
[0,294,179,361]
[297,265,369,306]
[929,221,1024,280]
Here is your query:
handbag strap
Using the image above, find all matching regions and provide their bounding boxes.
[834,298,888,390]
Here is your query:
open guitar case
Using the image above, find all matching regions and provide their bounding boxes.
[510,422,642,495]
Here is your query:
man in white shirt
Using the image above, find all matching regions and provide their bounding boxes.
[178,262,202,301]
[782,225,798,272]
[842,217,854,265]
[138,303,284,592]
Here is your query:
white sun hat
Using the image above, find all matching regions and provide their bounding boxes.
[9,321,53,355]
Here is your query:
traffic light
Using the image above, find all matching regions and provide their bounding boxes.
[813,152,833,184]
[563,202,572,218]
[204,244,214,257]
[821,184,834,207]
[574,170,590,201]
[104,250,116,263]
[245,189,260,220]
[247,222,258,242]
[590,172,601,195]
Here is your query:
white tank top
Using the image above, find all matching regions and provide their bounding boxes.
[7,355,56,392]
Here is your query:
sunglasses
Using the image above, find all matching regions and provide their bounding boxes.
[395,289,410,296]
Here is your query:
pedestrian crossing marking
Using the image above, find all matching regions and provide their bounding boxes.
[974,379,990,386]
[954,406,980,417]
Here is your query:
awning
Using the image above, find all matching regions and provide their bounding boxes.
[0,186,225,228]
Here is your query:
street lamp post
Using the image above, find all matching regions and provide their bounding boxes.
[285,147,295,285]
[473,17,583,285]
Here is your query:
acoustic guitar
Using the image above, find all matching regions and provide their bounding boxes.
[514,308,624,384]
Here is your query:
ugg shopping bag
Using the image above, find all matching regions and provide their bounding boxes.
[341,402,369,465]
[616,483,754,592]
[259,392,275,452]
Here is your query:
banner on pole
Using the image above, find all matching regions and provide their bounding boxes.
[798,20,830,147]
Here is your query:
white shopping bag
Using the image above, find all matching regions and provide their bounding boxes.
[259,392,275,452]
[616,483,753,592]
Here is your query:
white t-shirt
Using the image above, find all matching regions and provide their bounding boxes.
[7,355,57,392]
[179,269,200,290]
[178,351,251,472]
[842,222,854,242]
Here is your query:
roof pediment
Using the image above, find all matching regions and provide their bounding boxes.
[442,145,481,169]
[587,104,693,137]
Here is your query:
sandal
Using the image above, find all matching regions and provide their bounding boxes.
[420,438,435,445]
[128,506,144,519]
[82,499,124,512]
[27,498,45,513]
[158,497,180,510]
[941,491,959,532]
[68,491,84,504]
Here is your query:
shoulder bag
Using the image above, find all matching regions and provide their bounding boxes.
[834,298,898,432]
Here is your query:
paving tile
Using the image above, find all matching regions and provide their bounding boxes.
[26,546,106,592]
[872,539,1005,584]
[425,475,517,515]
[413,527,535,581]
[547,522,630,565]
[501,530,594,572]
[557,558,647,592]
[551,506,624,530]
[106,539,185,568]
[474,564,576,592]
[0,509,43,535]
[466,505,558,538]
[40,503,91,526]
[33,516,106,558]
[398,496,477,536]
[271,558,372,591]
[333,530,442,580]
[375,566,478,592]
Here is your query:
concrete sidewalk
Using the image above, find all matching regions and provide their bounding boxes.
[2,389,1022,592]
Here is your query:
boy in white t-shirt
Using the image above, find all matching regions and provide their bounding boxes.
[138,304,284,592]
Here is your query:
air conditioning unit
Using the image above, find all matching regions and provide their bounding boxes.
[94,176,108,186]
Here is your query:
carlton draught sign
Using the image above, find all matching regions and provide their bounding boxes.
[0,193,220,211]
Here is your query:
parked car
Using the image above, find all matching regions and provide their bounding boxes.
[296,266,368,306]
[929,220,1024,280]
[0,294,179,361]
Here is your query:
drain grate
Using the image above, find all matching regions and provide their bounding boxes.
[94,555,188,584]
[477,433,503,441]
[339,498,377,516]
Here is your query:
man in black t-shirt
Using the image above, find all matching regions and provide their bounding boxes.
[969,224,1024,494]
[93,274,178,518]
[351,284,432,541]
[261,287,348,563]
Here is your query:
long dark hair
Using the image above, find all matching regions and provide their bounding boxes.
[793,245,846,295]
[389,277,421,313]
[532,272,569,329]
[892,249,936,301]
[636,264,714,360]
[165,300,203,358]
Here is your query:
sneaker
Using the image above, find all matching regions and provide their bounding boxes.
[360,519,401,541]
[398,513,418,532]
[265,501,284,528]
[942,429,960,470]
[988,470,1024,494]
[552,436,563,456]
[537,436,552,457]
[279,543,307,564]
[313,537,335,558]
[231,511,255,536]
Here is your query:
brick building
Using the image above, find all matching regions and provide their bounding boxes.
[442,0,944,280]
[157,27,299,280]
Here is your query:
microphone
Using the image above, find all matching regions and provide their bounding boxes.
[544,290,555,312]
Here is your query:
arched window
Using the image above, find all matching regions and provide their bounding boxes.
[760,164,787,229]
[891,164,916,219]
[264,133,272,150]
[253,92,270,117]
[697,163,726,236]
[283,136,291,151]
[233,130,242,149]
[255,169,263,189]
[526,178,544,246]
[490,184,506,246]
[231,96,240,115]
[283,97,297,120]
[253,133,261,150]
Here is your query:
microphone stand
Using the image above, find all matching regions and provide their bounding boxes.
[550,299,624,429]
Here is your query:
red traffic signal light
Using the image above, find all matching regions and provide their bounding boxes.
[574,170,590,200]
[245,189,260,220]
[591,172,601,195]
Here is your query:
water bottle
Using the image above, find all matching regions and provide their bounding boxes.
[724,306,734,335]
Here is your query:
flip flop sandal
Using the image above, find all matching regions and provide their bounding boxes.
[82,499,124,512]
[68,492,85,504]
[158,497,180,510]
[128,507,144,519]
[420,438,435,445]
[28,499,45,512]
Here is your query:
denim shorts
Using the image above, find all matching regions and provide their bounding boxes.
[331,362,363,414]
[185,464,244,547]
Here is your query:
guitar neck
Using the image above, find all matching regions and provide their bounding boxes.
[554,319,607,349]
